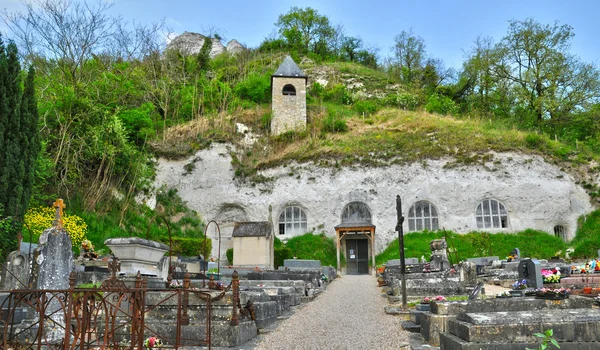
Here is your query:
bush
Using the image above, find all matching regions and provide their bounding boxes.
[425,93,458,115]
[324,84,352,105]
[309,82,325,99]
[226,248,234,265]
[234,73,271,104]
[157,236,212,258]
[571,210,600,258]
[322,109,348,133]
[353,100,379,116]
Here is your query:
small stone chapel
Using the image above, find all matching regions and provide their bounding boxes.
[271,56,307,135]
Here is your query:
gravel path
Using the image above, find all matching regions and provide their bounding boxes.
[253,275,411,350]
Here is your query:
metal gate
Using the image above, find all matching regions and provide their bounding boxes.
[0,262,244,349]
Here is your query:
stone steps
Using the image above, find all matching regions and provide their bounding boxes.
[440,309,600,349]
[402,320,421,333]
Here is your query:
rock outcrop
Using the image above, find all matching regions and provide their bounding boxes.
[167,32,245,57]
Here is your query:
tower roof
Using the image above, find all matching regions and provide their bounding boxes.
[272,56,307,79]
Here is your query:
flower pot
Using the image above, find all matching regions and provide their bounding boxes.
[377,280,385,287]
[583,287,593,294]
[377,267,385,274]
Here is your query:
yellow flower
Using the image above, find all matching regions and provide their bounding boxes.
[24,206,88,248]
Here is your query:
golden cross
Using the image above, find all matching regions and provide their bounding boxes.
[52,198,66,228]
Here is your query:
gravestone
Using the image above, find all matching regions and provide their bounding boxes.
[34,199,74,343]
[466,256,499,266]
[1,250,30,290]
[429,239,450,271]
[518,258,542,289]
[510,248,521,260]
[386,258,419,266]
[598,249,600,259]
[468,282,484,300]
[283,259,321,269]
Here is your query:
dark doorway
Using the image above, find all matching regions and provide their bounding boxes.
[346,239,369,275]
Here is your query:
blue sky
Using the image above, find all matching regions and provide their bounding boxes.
[2,0,599,70]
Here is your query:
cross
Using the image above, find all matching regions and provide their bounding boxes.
[108,257,121,279]
[52,198,66,228]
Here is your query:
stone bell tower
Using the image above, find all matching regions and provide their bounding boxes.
[271,56,307,135]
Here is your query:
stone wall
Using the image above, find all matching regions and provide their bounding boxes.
[155,144,593,255]
[271,77,306,135]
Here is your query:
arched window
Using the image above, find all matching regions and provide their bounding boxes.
[282,84,296,96]
[554,225,567,242]
[341,202,372,225]
[476,199,508,229]
[278,206,307,235]
[408,201,439,232]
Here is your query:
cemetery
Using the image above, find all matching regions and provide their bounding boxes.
[0,200,334,349]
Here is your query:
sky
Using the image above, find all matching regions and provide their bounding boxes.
[1,0,599,71]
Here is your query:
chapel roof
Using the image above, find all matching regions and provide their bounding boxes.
[272,56,307,79]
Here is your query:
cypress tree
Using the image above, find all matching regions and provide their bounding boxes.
[19,65,40,220]
[0,37,40,259]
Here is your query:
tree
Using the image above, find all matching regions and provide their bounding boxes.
[494,19,600,122]
[0,36,40,259]
[340,36,362,62]
[393,29,426,84]
[275,6,334,55]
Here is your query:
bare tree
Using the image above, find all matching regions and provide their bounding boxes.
[2,0,116,91]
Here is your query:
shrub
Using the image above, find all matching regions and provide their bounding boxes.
[234,73,271,104]
[156,236,211,258]
[353,100,378,116]
[309,82,325,99]
[397,92,419,110]
[324,84,352,105]
[425,93,458,115]
[226,248,234,265]
[322,109,348,133]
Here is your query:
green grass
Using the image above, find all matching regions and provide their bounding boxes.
[285,232,343,267]
[376,229,568,266]
[570,210,600,258]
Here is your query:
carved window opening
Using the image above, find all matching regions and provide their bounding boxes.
[282,84,296,96]
[554,225,567,242]
[476,199,508,229]
[341,202,372,225]
[279,206,307,235]
[408,200,439,232]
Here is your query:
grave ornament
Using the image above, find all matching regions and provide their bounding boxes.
[429,238,450,271]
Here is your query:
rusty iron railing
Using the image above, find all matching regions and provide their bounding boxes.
[0,259,243,350]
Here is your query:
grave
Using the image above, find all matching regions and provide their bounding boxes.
[31,199,74,344]
[104,237,169,277]
[1,250,30,290]
[283,259,321,269]
[518,258,543,289]
[430,238,450,271]
[419,295,592,347]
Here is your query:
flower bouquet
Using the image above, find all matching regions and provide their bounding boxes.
[496,290,512,298]
[421,295,446,304]
[144,336,163,349]
[542,268,561,283]
[512,279,528,290]
[533,287,570,300]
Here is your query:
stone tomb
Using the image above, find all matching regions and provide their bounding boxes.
[1,250,30,290]
[104,237,169,277]
[418,296,592,347]
[518,258,543,289]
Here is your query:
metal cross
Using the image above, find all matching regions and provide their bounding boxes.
[108,257,121,279]
[52,198,66,228]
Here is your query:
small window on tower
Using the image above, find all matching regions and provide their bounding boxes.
[282,84,296,96]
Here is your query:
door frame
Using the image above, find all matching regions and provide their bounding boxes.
[335,225,376,275]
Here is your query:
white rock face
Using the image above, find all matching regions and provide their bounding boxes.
[155,144,593,256]
[226,39,246,54]
[166,32,244,58]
